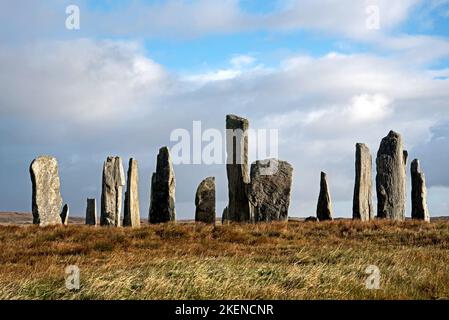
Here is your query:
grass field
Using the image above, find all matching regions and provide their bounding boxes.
[0,220,448,300]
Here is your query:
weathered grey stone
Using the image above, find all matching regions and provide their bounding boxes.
[30,156,63,226]
[316,172,333,221]
[149,147,176,224]
[86,198,97,225]
[353,143,374,221]
[61,204,69,225]
[411,159,430,222]
[100,156,125,227]
[124,158,140,228]
[195,177,216,224]
[226,114,252,222]
[376,131,407,220]
[249,159,293,222]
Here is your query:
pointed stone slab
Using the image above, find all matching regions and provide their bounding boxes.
[376,131,407,220]
[317,172,333,221]
[86,198,97,225]
[195,177,216,224]
[226,114,252,222]
[353,143,374,221]
[149,147,176,224]
[249,159,293,222]
[124,158,141,228]
[61,204,69,225]
[30,156,63,226]
[100,156,125,227]
[411,159,430,222]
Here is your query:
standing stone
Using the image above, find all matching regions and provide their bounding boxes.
[248,159,293,222]
[411,159,430,222]
[222,207,229,224]
[60,204,69,225]
[30,156,63,226]
[124,158,140,228]
[100,156,125,227]
[149,147,176,223]
[195,177,216,224]
[86,198,97,225]
[376,131,407,220]
[353,143,374,221]
[316,172,333,221]
[226,114,252,222]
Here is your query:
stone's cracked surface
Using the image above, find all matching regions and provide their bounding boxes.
[100,156,125,227]
[353,143,374,221]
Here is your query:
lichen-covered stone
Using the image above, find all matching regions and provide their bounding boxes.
[195,177,216,224]
[316,172,333,221]
[86,198,97,225]
[353,143,374,221]
[100,156,125,227]
[124,158,140,228]
[411,159,430,222]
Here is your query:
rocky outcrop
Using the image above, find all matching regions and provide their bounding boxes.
[124,158,140,228]
[376,131,407,220]
[316,172,333,221]
[411,159,430,222]
[353,143,374,221]
[248,159,293,222]
[100,156,125,227]
[30,156,63,226]
[149,147,176,223]
[86,198,97,225]
[195,177,216,224]
[225,114,252,222]
[61,204,69,225]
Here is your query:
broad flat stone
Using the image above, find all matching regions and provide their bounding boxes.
[30,156,63,226]
[226,114,252,222]
[86,198,97,226]
[376,131,407,220]
[316,172,333,221]
[248,159,293,222]
[100,156,125,227]
[61,204,69,225]
[411,159,430,222]
[195,177,216,224]
[149,147,176,223]
[124,158,140,228]
[353,143,374,221]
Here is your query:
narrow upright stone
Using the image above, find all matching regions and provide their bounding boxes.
[316,172,333,221]
[124,158,141,228]
[86,198,97,225]
[353,143,374,221]
[226,114,252,222]
[30,156,63,226]
[376,131,407,220]
[60,204,69,225]
[248,159,293,222]
[100,156,125,227]
[411,159,430,222]
[195,177,216,224]
[149,147,176,223]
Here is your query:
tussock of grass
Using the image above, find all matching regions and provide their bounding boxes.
[0,220,448,300]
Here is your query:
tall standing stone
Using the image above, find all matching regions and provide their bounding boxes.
[353,143,374,221]
[316,172,333,221]
[248,159,293,222]
[195,177,216,224]
[411,159,430,222]
[376,131,407,220]
[149,147,176,223]
[86,198,97,225]
[60,204,69,225]
[124,158,141,228]
[100,156,125,227]
[30,156,63,226]
[226,114,252,222]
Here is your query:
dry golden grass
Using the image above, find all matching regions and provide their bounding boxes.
[0,220,448,300]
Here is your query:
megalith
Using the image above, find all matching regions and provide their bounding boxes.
[86,198,97,225]
[195,177,216,224]
[30,156,63,226]
[149,147,176,223]
[353,143,374,221]
[376,131,407,220]
[248,159,293,222]
[411,159,430,222]
[100,156,125,227]
[61,204,69,225]
[316,172,333,221]
[124,158,140,228]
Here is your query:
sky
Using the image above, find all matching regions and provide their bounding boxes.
[1,0,449,219]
